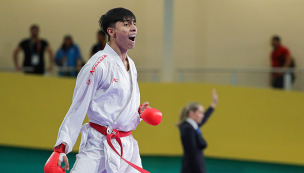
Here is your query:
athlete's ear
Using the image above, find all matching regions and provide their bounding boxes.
[107,27,116,39]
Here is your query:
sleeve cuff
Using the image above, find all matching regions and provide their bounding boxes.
[54,143,66,153]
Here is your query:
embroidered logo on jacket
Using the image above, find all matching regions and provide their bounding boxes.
[90,55,107,75]
[113,78,119,83]
[86,78,91,85]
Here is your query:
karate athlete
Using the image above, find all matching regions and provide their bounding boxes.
[48,8,151,173]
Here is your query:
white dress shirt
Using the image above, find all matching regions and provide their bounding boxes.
[186,118,199,130]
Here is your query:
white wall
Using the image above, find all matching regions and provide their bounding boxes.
[174,0,304,68]
[0,0,163,68]
[1,0,304,84]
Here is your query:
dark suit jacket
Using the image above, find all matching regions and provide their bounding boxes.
[179,107,214,173]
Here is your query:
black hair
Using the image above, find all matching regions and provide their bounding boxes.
[99,7,136,37]
[98,30,106,37]
[30,24,39,30]
[61,35,74,50]
[272,35,281,42]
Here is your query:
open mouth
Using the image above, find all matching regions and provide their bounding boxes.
[129,35,136,42]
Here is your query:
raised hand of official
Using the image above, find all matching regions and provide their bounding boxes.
[211,89,218,108]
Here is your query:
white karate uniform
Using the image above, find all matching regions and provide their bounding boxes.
[55,44,142,173]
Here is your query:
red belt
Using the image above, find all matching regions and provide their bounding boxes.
[89,122,149,173]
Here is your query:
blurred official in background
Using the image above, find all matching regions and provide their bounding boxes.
[13,24,53,74]
[177,89,218,173]
[270,35,296,89]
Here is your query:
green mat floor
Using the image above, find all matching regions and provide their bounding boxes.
[1,146,303,173]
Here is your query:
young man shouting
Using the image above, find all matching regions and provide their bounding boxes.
[48,8,150,173]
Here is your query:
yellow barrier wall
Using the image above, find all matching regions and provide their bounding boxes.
[0,73,304,165]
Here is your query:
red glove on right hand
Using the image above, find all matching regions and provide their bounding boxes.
[54,144,66,153]
[44,152,66,173]
[44,144,67,173]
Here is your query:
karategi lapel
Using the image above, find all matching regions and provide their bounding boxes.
[104,43,129,79]
[115,56,135,116]
[103,44,135,124]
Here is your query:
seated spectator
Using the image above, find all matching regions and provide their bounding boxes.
[270,35,296,89]
[55,35,82,77]
[91,30,107,56]
[13,24,53,75]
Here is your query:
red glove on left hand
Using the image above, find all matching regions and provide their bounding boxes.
[141,108,163,126]
[138,104,143,115]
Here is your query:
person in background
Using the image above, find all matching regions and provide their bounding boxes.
[270,35,296,89]
[91,30,107,56]
[55,35,83,77]
[13,24,53,74]
[177,89,218,173]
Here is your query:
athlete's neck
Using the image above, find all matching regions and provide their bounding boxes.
[108,41,128,61]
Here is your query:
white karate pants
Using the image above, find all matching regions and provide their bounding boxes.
[70,124,142,173]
